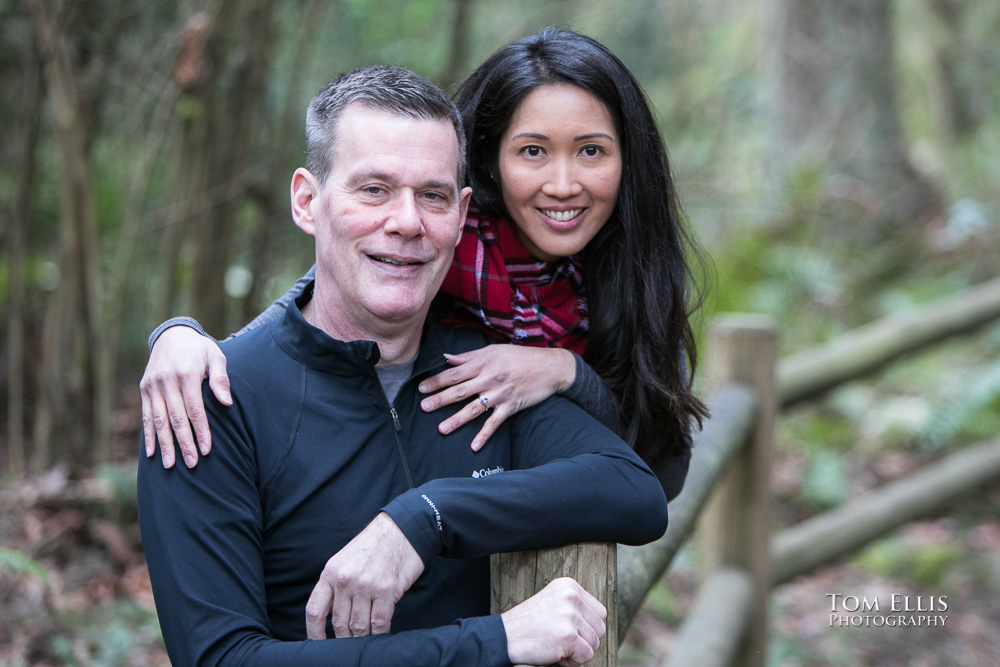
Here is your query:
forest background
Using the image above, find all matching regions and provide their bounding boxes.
[1,0,999,665]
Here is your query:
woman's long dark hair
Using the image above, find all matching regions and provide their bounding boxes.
[452,28,710,467]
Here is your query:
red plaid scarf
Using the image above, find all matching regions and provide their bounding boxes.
[439,207,589,354]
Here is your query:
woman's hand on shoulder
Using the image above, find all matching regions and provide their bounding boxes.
[418,344,576,451]
[139,326,231,469]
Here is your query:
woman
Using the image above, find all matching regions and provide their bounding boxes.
[141,28,709,499]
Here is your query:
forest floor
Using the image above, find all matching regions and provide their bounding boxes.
[1,450,999,666]
[619,450,1000,667]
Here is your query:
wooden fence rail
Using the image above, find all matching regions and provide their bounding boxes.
[660,567,755,667]
[617,383,757,634]
[779,275,1000,407]
[694,316,777,667]
[491,276,1000,666]
[771,436,1000,585]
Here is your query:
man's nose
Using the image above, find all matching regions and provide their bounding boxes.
[384,193,425,238]
[541,159,584,199]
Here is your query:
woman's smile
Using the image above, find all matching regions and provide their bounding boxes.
[498,83,622,262]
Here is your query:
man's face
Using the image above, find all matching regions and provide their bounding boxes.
[292,104,471,334]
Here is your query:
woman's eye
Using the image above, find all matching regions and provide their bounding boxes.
[582,145,602,157]
[522,146,543,157]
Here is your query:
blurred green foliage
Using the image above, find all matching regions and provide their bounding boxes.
[0,548,49,585]
[2,1,1000,663]
[49,601,163,667]
[855,536,965,588]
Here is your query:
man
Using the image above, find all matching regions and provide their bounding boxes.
[137,65,668,666]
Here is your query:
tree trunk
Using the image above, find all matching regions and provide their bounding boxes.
[172,0,275,337]
[439,0,474,89]
[30,0,111,466]
[6,27,44,473]
[767,0,943,237]
[927,0,978,140]
[242,0,328,322]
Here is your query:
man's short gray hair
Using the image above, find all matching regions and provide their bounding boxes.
[305,65,467,185]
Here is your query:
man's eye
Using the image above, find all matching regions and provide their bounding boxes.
[363,186,384,195]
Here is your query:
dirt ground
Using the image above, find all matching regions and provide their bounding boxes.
[2,466,998,666]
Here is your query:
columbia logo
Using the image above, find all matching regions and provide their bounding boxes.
[472,466,504,478]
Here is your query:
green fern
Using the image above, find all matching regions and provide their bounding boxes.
[917,359,1000,449]
[0,548,49,585]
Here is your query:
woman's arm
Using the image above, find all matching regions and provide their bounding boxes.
[140,266,315,468]
[567,351,694,501]
[559,353,619,432]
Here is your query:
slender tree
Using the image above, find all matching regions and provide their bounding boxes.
[766,0,943,237]
[5,23,43,472]
[30,0,111,466]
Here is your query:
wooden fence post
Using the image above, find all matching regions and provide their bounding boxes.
[491,542,617,667]
[697,315,777,667]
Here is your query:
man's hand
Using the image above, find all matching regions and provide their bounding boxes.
[501,577,607,667]
[305,512,425,639]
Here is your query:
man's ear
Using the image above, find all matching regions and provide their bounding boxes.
[454,186,473,248]
[291,168,320,236]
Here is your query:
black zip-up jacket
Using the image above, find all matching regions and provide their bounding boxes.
[137,282,668,666]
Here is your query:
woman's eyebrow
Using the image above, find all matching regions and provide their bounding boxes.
[510,132,548,141]
[508,132,615,142]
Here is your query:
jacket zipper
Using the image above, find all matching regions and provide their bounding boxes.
[371,364,416,489]
[374,358,448,491]
[389,404,414,489]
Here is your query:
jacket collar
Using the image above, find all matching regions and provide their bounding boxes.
[273,279,450,379]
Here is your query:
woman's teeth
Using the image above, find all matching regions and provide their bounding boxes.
[541,208,582,222]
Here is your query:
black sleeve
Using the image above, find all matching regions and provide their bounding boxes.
[654,446,692,502]
[559,353,693,502]
[383,396,668,565]
[136,379,511,667]
[558,352,620,433]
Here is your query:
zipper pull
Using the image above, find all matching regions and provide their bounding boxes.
[390,407,401,432]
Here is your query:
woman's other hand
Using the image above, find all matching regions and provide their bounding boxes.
[140,326,231,469]
[418,345,576,451]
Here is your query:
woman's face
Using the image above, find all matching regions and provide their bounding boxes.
[497,83,622,262]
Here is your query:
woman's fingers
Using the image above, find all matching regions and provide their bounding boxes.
[470,405,511,452]
[419,364,474,400]
[434,398,513,453]
[140,386,157,459]
[434,394,492,435]
[419,374,481,412]
[163,379,200,469]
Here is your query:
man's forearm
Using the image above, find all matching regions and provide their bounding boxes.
[384,448,667,564]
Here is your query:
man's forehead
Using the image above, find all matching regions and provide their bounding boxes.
[331,104,462,184]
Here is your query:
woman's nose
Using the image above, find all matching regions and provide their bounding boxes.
[541,159,584,198]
